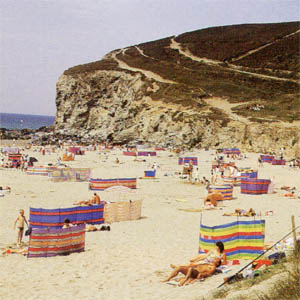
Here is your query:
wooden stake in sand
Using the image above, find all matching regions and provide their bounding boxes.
[291,215,297,249]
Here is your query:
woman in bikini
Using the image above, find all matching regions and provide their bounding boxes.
[189,241,227,266]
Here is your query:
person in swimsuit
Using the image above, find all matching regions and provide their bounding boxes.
[14,209,28,246]
[62,218,73,229]
[74,193,101,206]
[190,241,227,265]
[162,258,222,286]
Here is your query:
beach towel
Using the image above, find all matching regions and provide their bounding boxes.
[199,220,265,260]
[27,224,85,258]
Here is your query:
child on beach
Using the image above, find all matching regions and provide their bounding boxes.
[13,209,28,246]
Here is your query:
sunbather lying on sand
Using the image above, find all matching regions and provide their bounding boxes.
[203,192,224,207]
[86,225,110,232]
[162,258,221,286]
[2,247,27,255]
[223,208,256,217]
[284,192,297,199]
[281,186,295,191]
[74,193,101,206]
[0,186,11,191]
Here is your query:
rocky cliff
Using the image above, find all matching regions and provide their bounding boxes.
[54,22,300,156]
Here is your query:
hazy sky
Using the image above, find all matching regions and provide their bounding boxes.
[0,0,299,116]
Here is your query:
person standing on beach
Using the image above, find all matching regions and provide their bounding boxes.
[14,209,28,246]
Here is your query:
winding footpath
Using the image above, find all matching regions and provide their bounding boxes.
[111,50,176,84]
[169,38,299,83]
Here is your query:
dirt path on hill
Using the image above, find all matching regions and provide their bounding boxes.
[169,38,299,83]
[111,50,176,84]
[170,38,220,66]
[231,29,300,62]
[203,97,300,127]
[203,97,251,124]
[135,46,153,59]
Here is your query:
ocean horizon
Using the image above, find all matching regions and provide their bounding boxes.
[0,112,55,130]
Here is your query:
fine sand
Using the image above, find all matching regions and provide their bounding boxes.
[1,146,300,300]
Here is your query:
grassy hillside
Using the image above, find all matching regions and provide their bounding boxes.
[62,22,300,122]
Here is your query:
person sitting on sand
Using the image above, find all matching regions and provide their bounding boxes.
[74,193,101,206]
[13,209,28,246]
[190,241,227,266]
[62,218,72,229]
[115,158,120,164]
[162,258,222,286]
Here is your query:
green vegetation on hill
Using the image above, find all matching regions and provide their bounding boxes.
[62,22,300,122]
[175,22,299,67]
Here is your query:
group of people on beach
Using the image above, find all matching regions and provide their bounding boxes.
[13,192,103,246]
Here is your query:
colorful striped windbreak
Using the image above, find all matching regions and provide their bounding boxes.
[199,220,265,260]
[223,148,241,155]
[89,178,137,191]
[123,151,137,156]
[26,166,58,176]
[27,224,85,258]
[241,178,270,195]
[178,157,198,166]
[8,154,22,161]
[271,159,286,165]
[209,185,233,200]
[29,205,104,228]
[260,155,274,163]
[49,168,91,182]
[137,151,157,156]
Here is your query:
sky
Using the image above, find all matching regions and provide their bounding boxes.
[0,0,299,116]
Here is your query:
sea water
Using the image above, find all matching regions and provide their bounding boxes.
[0,113,55,130]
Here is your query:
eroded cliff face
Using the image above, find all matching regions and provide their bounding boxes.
[54,70,300,156]
[54,70,216,146]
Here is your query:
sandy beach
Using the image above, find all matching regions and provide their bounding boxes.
[1,145,300,300]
